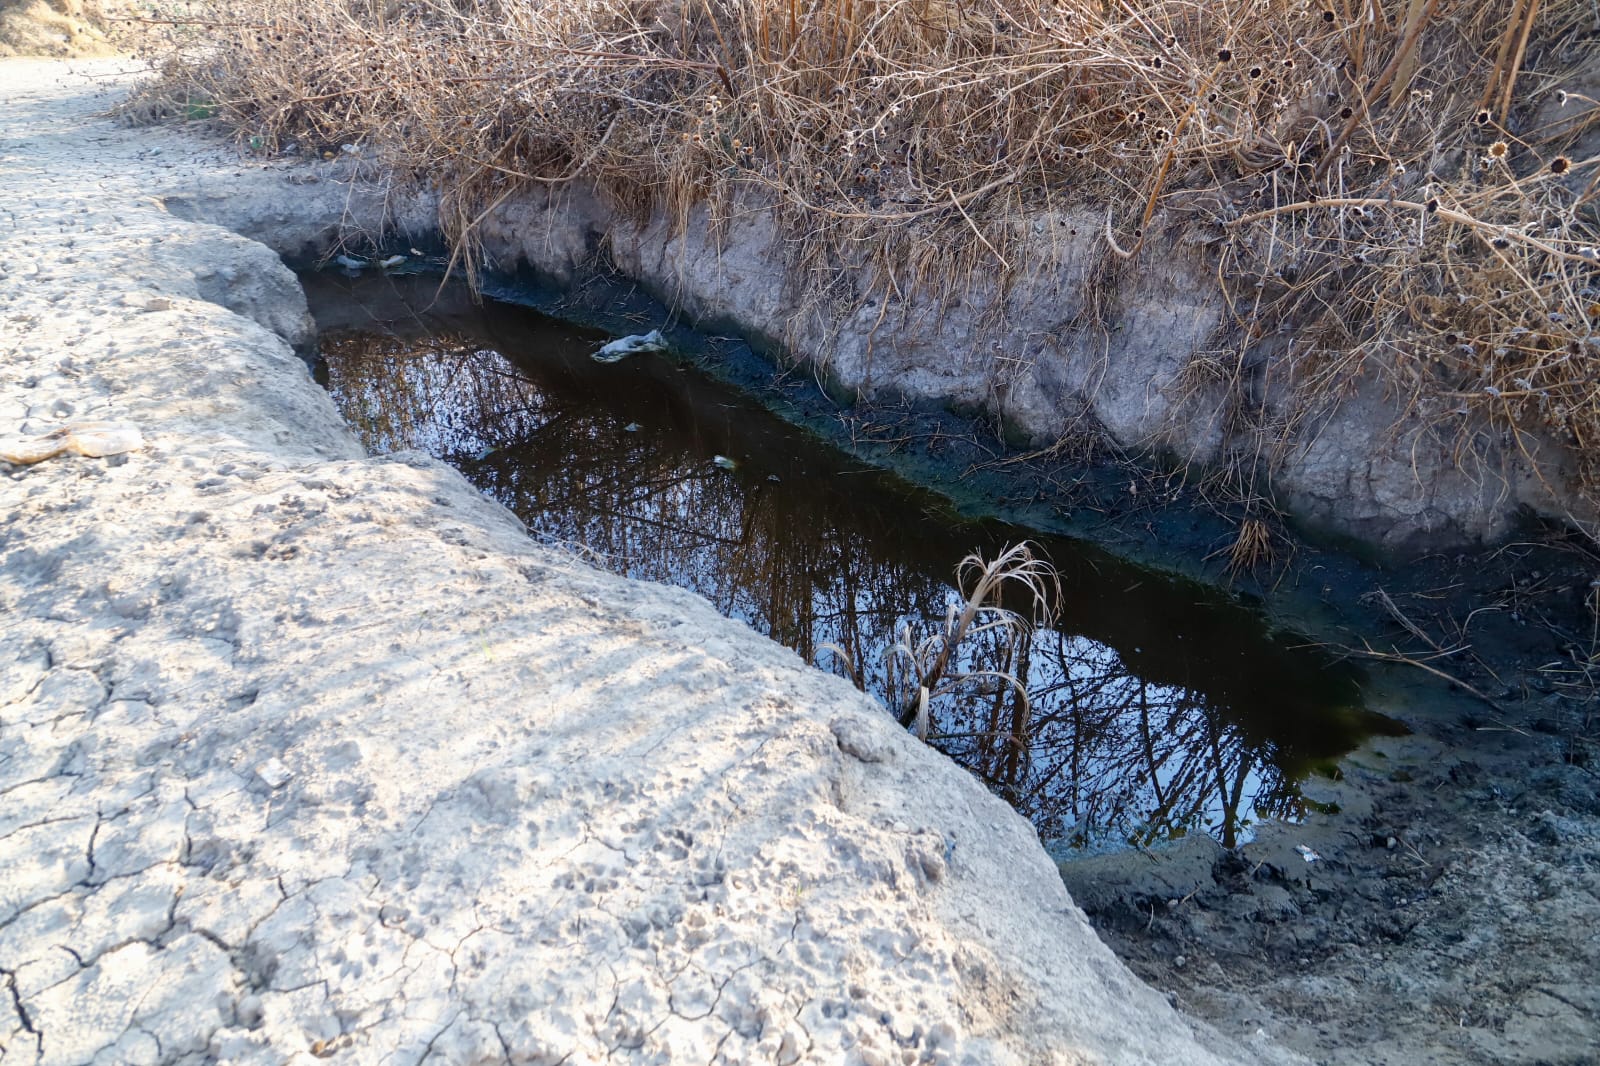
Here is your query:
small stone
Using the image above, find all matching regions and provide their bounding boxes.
[1174,955,1187,969]
[254,757,293,789]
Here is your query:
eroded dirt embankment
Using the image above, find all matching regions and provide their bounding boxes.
[0,59,1293,1066]
[160,164,1594,556]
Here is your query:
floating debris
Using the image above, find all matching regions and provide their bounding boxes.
[0,421,144,465]
[377,254,406,270]
[712,455,737,471]
[592,329,666,363]
[623,423,641,433]
[1295,844,1322,863]
[334,254,367,272]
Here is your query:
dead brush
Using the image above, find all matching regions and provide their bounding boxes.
[1223,515,1277,576]
[822,542,1060,742]
[129,0,1600,539]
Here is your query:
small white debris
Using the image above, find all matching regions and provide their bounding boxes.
[377,254,406,270]
[712,455,737,471]
[334,254,366,271]
[1295,844,1321,863]
[892,821,909,833]
[592,329,666,363]
[0,421,143,464]
[255,758,293,790]
[623,423,641,432]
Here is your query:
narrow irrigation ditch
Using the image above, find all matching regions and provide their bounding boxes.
[304,269,1402,855]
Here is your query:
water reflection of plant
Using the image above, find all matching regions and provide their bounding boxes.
[871,544,1057,748]
[324,333,1312,851]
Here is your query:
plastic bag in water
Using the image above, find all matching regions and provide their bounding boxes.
[592,329,666,363]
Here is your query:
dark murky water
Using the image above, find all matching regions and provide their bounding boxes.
[305,272,1399,855]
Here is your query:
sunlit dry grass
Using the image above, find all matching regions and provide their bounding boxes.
[127,0,1600,529]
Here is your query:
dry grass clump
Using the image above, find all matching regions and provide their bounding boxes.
[130,0,1600,524]
[0,0,118,56]
[0,0,188,57]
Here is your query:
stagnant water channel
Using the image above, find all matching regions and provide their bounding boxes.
[303,271,1400,855]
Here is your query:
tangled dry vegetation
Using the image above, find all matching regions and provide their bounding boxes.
[129,0,1600,529]
[0,0,120,55]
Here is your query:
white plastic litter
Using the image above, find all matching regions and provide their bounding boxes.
[592,329,666,363]
[1295,844,1321,863]
[254,758,293,789]
[0,421,144,464]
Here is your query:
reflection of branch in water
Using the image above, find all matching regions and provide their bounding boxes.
[323,332,1310,852]
[929,628,1293,849]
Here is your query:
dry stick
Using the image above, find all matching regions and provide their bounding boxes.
[948,188,1010,270]
[1334,0,1363,80]
[1228,193,1600,265]
[1314,0,1442,181]
[1344,641,1512,713]
[102,14,269,28]
[1497,0,1544,126]
[1388,0,1431,106]
[698,0,741,97]
[1479,0,1534,112]
[437,180,519,293]
[1107,63,1222,261]
[1371,587,1450,653]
